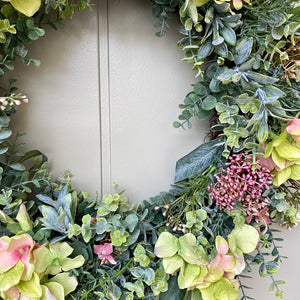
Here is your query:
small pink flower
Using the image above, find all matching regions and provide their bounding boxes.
[209,153,273,215]
[94,243,117,265]
[14,100,21,106]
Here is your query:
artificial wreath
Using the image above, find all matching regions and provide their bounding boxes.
[0,0,300,299]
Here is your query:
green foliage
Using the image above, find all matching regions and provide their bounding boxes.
[0,0,299,299]
[174,82,219,129]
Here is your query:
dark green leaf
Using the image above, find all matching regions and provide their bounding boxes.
[201,95,217,110]
[154,0,171,4]
[220,26,236,46]
[198,39,213,60]
[195,107,210,120]
[19,149,47,163]
[175,139,223,182]
[194,82,207,95]
[159,276,185,300]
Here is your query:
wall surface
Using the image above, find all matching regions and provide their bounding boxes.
[10,0,300,299]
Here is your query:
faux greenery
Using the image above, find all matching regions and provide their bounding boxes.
[0,0,300,299]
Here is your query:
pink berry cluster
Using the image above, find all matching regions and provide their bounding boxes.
[208,153,274,216]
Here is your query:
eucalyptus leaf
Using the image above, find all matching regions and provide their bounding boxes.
[234,38,253,65]
[194,82,208,95]
[0,128,12,140]
[201,95,217,110]
[124,214,139,232]
[198,39,213,60]
[0,116,10,127]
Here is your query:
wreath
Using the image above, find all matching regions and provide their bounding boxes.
[0,0,299,299]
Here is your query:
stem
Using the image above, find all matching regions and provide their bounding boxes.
[182,290,190,300]
[80,258,134,299]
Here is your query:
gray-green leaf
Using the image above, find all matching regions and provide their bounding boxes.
[175,139,223,182]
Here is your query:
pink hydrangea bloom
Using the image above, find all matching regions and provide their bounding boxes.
[286,113,300,143]
[205,236,235,282]
[94,243,117,265]
[208,153,274,226]
[0,234,35,280]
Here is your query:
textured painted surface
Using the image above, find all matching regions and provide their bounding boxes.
[107,0,208,202]
[10,8,101,194]
[9,1,300,299]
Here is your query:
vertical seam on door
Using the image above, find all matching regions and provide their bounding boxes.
[98,0,112,196]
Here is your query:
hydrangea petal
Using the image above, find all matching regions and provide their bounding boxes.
[191,265,208,286]
[48,242,73,259]
[49,273,78,296]
[17,272,42,298]
[33,247,51,274]
[0,245,18,273]
[94,243,113,255]
[40,285,57,300]
[106,255,117,265]
[0,261,24,292]
[290,164,300,180]
[154,232,178,258]
[201,277,239,300]
[231,248,245,275]
[273,167,292,186]
[9,0,41,17]
[286,114,300,136]
[178,263,200,289]
[228,225,259,254]
[290,134,300,143]
[178,233,206,265]
[44,282,64,300]
[271,149,286,170]
[61,255,85,272]
[215,236,229,255]
[275,140,300,160]
[163,254,184,274]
